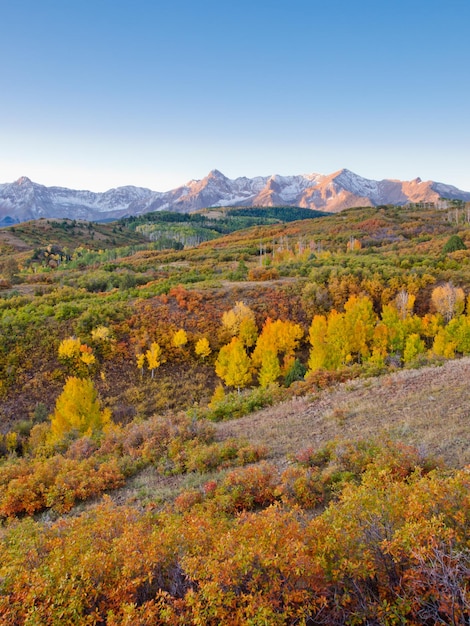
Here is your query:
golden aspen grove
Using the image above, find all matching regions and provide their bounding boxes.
[0,204,470,623]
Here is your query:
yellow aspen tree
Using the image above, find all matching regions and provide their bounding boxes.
[381,304,406,354]
[146,342,163,378]
[215,337,252,392]
[238,315,258,348]
[453,316,470,353]
[49,377,111,443]
[361,273,384,311]
[91,326,111,342]
[325,309,349,368]
[58,337,82,361]
[395,290,415,319]
[271,319,303,365]
[172,328,188,348]
[403,313,424,340]
[403,333,425,365]
[5,431,18,454]
[58,337,95,374]
[308,314,328,372]
[258,350,281,387]
[222,301,258,346]
[369,323,389,367]
[136,353,146,377]
[421,313,443,341]
[431,283,465,322]
[252,318,276,368]
[252,318,303,369]
[195,337,211,359]
[432,327,457,359]
[90,325,114,359]
[343,295,376,361]
[432,316,470,358]
[209,384,225,409]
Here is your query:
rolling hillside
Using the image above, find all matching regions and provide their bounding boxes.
[1,203,470,623]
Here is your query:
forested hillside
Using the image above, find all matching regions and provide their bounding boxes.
[0,204,469,624]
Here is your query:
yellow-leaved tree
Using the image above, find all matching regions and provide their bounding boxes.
[49,377,111,443]
[136,353,146,377]
[58,337,82,361]
[252,318,303,372]
[222,301,258,347]
[343,295,377,362]
[258,349,281,387]
[308,314,328,372]
[431,282,465,322]
[91,326,111,342]
[215,337,252,392]
[195,337,211,359]
[172,328,188,349]
[146,342,163,378]
[58,336,96,374]
[90,325,114,359]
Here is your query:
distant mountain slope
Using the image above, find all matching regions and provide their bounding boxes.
[1,169,469,224]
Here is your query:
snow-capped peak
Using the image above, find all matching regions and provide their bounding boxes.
[0,169,469,225]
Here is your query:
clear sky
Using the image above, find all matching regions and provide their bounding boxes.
[1,0,469,192]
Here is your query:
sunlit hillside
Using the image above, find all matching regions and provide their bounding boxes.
[0,203,469,624]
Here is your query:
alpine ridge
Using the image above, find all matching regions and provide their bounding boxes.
[1,169,469,225]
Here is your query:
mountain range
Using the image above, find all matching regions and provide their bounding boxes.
[1,169,469,225]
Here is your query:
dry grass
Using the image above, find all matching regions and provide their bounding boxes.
[216,358,470,468]
[106,358,470,509]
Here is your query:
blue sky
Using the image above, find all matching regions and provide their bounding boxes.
[1,0,469,192]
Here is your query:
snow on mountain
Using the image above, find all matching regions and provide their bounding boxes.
[1,169,469,225]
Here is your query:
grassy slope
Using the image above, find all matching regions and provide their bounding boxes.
[109,357,470,510]
[217,357,470,469]
[0,218,148,254]
[1,205,469,478]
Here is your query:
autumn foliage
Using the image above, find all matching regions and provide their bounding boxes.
[0,440,468,624]
[2,204,470,622]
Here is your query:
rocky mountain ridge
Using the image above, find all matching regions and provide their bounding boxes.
[1,169,469,224]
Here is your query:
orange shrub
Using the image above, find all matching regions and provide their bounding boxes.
[247,266,280,281]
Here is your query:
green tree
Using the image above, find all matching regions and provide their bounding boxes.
[443,234,466,254]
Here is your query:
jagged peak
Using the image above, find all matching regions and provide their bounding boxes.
[15,176,33,186]
[331,168,364,180]
[207,169,227,180]
[1,169,469,224]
